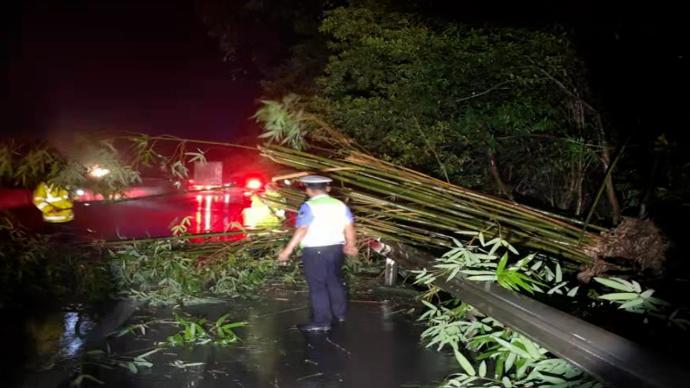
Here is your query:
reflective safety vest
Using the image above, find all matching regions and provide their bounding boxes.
[242,188,285,229]
[296,194,353,248]
[32,182,74,223]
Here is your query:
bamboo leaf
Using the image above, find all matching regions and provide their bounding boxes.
[520,337,543,359]
[618,298,644,310]
[547,282,567,295]
[555,263,562,283]
[486,238,501,246]
[593,277,635,292]
[494,337,531,359]
[461,270,495,276]
[453,346,476,376]
[598,292,638,301]
[467,275,497,282]
[505,242,519,255]
[497,253,509,273]
[134,348,162,360]
[505,352,516,372]
[567,286,579,297]
[632,280,642,293]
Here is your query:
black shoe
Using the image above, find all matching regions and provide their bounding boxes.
[333,316,346,324]
[297,323,331,332]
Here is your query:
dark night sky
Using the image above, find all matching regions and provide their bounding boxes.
[2,0,688,146]
[2,0,260,142]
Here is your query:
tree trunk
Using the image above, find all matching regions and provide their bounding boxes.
[593,112,621,225]
[575,174,585,216]
[488,150,514,201]
[600,144,621,225]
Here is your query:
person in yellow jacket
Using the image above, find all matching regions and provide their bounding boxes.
[32,182,74,223]
[242,184,285,229]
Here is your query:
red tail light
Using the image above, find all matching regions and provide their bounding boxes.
[246,178,263,191]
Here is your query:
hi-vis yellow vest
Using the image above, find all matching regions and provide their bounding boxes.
[32,182,74,223]
[242,189,285,228]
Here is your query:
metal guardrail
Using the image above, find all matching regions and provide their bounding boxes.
[370,240,688,388]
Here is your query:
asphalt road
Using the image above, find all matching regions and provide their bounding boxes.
[11,190,251,241]
[13,291,456,388]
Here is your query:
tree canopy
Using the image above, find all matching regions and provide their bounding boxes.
[206,0,656,222]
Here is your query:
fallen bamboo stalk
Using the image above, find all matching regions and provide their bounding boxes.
[259,143,668,274]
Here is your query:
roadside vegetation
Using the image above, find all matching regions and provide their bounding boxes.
[413,234,687,387]
[2,1,690,386]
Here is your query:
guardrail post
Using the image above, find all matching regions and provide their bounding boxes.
[384,258,398,286]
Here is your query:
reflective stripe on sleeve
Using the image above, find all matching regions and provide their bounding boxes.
[35,202,50,210]
[43,213,74,222]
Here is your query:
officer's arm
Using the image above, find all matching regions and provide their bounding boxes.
[278,203,312,261]
[280,227,308,258]
[343,206,358,256]
[344,224,358,256]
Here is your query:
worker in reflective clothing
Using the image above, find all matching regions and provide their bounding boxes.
[278,175,357,332]
[242,184,285,228]
[32,182,74,223]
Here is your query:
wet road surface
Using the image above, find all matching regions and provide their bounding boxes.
[11,189,252,241]
[15,291,455,387]
[7,190,456,386]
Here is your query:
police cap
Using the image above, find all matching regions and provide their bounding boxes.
[299,175,333,187]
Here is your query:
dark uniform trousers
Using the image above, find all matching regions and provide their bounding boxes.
[301,244,348,324]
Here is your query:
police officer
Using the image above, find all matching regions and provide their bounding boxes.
[278,175,357,332]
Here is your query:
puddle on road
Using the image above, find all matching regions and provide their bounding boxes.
[12,292,456,387]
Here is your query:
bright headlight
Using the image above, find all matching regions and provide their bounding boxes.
[89,166,111,178]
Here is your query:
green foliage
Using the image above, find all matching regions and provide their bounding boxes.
[413,236,685,386]
[166,313,247,346]
[415,233,682,320]
[250,1,613,214]
[418,299,599,387]
[414,233,545,294]
[0,138,141,198]
[254,94,309,150]
[126,134,235,189]
[593,277,669,314]
[318,4,598,195]
[80,347,161,377]
[170,216,193,236]
[79,311,246,384]
[0,134,217,195]
[412,236,605,385]
[109,239,283,305]
[0,216,114,305]
[0,140,64,188]
[166,315,210,346]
